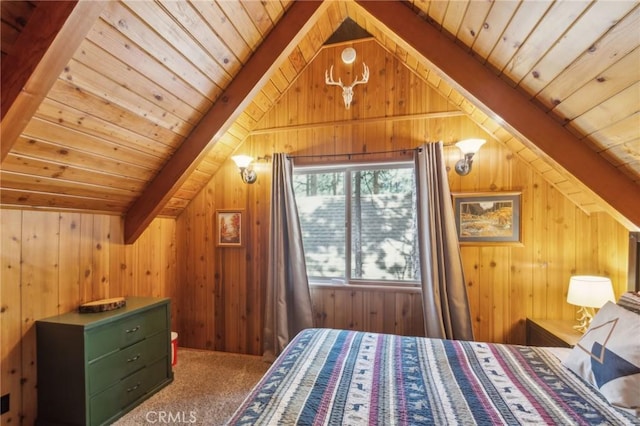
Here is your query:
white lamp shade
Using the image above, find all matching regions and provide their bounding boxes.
[231,155,253,169]
[455,138,486,154]
[567,275,615,308]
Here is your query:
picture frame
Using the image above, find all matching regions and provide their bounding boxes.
[451,192,521,245]
[215,209,244,247]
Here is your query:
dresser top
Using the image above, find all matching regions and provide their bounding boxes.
[36,297,169,328]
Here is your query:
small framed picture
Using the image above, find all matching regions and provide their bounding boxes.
[215,209,244,247]
[452,192,521,245]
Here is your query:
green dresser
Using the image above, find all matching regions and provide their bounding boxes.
[36,297,173,425]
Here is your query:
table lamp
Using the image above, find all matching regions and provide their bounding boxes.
[566,275,615,333]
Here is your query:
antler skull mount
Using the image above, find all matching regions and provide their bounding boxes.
[325,63,369,109]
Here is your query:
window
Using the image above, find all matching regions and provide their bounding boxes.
[293,162,420,285]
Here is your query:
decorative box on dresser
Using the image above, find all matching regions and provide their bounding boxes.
[36,297,173,426]
[526,318,582,348]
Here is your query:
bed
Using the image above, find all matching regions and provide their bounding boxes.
[228,296,640,425]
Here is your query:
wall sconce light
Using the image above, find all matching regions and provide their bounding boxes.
[454,138,486,176]
[231,155,257,184]
[567,275,615,333]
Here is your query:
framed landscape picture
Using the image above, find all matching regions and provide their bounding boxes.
[452,192,521,245]
[216,209,244,247]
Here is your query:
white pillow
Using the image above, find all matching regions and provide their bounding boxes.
[562,301,640,416]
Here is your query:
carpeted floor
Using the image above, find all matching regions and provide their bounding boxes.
[113,348,270,426]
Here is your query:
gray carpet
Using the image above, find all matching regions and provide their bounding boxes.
[113,348,270,425]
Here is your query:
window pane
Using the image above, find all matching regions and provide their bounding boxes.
[293,172,346,279]
[350,168,419,281]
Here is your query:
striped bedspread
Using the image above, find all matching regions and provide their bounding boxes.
[228,328,637,425]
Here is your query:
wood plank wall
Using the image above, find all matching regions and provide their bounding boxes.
[0,39,631,425]
[175,40,630,353]
[175,127,629,355]
[0,211,176,425]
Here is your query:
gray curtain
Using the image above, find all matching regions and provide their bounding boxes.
[263,153,314,361]
[415,142,474,340]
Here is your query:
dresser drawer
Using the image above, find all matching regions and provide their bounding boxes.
[88,331,168,395]
[86,306,168,361]
[36,297,172,426]
[90,357,167,425]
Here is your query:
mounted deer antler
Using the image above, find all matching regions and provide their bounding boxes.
[325,63,369,109]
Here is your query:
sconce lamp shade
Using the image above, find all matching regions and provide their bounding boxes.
[231,155,257,184]
[454,139,486,176]
[455,138,486,155]
[231,155,253,169]
[567,275,615,308]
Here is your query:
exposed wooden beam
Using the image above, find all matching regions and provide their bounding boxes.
[356,0,640,228]
[124,0,327,244]
[1,1,106,161]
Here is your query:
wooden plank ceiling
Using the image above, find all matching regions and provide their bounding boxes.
[1,0,639,242]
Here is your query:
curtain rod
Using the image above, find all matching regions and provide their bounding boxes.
[287,147,418,160]
[286,141,458,160]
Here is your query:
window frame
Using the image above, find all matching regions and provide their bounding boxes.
[293,159,420,289]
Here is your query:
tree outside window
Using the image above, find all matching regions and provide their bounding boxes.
[293,162,419,285]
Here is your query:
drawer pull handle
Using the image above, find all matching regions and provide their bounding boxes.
[126,325,141,333]
[127,354,141,363]
[126,382,141,393]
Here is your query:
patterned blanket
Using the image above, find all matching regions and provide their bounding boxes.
[227,328,638,425]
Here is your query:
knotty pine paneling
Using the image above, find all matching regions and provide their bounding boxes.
[310,287,424,337]
[0,210,176,425]
[175,136,629,354]
[3,36,626,426]
[173,39,630,357]
[176,160,269,355]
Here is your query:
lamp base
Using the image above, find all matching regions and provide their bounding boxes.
[454,153,474,176]
[240,168,257,184]
[573,306,595,333]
